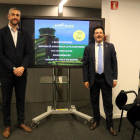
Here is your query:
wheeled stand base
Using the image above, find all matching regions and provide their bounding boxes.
[31,105,93,128]
[31,68,93,128]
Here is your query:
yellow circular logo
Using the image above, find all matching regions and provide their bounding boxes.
[73,30,85,41]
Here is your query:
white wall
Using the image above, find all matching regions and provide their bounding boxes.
[101,0,140,118]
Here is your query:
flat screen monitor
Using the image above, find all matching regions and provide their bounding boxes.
[21,17,105,68]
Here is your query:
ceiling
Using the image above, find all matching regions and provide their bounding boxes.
[0,0,101,9]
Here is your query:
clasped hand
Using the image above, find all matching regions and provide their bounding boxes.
[13,67,25,77]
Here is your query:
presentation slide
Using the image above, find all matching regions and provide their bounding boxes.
[21,17,104,67]
[35,19,89,66]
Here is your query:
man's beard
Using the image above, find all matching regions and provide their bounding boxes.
[10,19,19,26]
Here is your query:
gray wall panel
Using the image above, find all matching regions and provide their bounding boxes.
[70,68,85,100]
[63,7,101,18]
[85,8,101,18]
[63,7,85,17]
[16,5,34,16]
[33,5,58,16]
[0,4,9,27]
[84,88,90,99]
[33,68,53,102]
[25,68,35,102]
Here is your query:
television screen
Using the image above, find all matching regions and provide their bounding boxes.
[21,17,105,68]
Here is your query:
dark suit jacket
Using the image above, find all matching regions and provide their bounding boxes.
[0,25,31,78]
[83,42,118,87]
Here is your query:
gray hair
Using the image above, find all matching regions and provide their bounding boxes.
[8,7,21,15]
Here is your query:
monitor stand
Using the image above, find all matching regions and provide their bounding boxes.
[31,68,93,128]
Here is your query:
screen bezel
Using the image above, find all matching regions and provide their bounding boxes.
[20,16,105,68]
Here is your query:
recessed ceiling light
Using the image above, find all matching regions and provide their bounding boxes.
[59,0,68,13]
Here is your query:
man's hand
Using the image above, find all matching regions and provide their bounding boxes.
[113,80,117,87]
[14,66,25,77]
[84,82,89,89]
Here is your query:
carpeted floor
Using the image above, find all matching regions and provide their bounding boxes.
[0,100,140,140]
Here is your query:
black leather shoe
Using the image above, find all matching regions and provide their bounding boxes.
[107,127,117,136]
[90,121,100,130]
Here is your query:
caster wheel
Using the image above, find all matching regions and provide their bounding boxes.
[84,120,90,127]
[31,122,39,128]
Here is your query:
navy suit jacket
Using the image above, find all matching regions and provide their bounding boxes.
[0,25,31,78]
[83,42,118,87]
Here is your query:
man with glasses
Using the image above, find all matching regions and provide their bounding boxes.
[83,26,118,136]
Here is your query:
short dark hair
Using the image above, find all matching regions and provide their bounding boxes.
[93,26,105,34]
[8,7,21,16]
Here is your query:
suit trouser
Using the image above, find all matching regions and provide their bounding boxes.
[1,75,27,127]
[90,74,113,128]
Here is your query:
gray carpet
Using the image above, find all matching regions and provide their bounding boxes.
[0,100,140,140]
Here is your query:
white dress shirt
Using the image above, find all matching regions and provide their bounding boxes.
[8,24,18,47]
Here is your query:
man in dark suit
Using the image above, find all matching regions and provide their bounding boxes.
[0,7,32,138]
[83,26,118,136]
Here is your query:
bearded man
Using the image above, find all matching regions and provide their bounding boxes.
[0,7,32,138]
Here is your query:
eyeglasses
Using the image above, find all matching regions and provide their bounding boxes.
[94,32,103,35]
